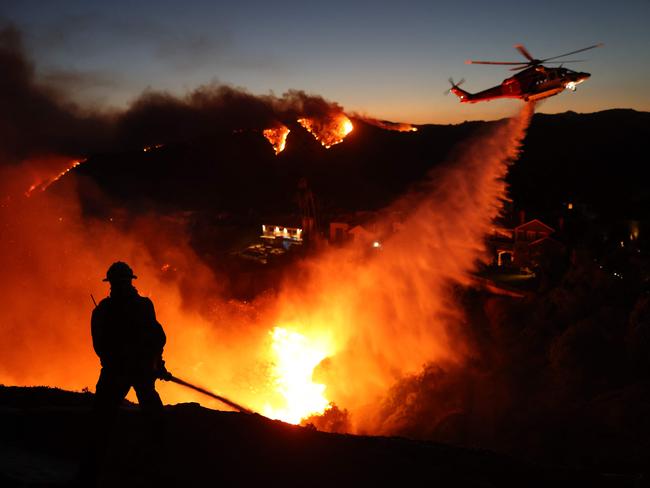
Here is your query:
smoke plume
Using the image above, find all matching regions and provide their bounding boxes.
[0,24,349,163]
[0,25,111,164]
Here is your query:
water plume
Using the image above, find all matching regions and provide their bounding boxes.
[268,103,535,431]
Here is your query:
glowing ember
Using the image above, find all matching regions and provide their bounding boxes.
[143,144,165,152]
[25,158,86,197]
[263,327,332,424]
[263,126,290,155]
[298,114,353,148]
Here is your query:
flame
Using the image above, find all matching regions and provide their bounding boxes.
[25,158,86,197]
[262,327,333,424]
[263,126,290,155]
[298,114,353,148]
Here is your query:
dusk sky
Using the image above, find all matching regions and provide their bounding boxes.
[2,0,649,123]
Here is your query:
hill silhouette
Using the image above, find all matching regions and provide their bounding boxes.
[60,109,649,226]
[0,385,636,487]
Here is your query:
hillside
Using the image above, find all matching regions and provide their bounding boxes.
[0,386,636,487]
[62,109,650,223]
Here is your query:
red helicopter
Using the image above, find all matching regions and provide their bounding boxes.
[449,43,603,103]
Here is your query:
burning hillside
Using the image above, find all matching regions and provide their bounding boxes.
[298,113,354,148]
[24,157,86,197]
[262,126,290,155]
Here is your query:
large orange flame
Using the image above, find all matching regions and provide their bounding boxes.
[298,114,353,148]
[263,126,290,155]
[262,326,334,423]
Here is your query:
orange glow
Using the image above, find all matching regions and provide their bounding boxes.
[263,126,290,155]
[262,327,333,424]
[261,224,302,241]
[298,113,353,148]
[0,104,535,434]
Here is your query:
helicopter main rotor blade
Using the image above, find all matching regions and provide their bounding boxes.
[544,59,586,64]
[541,43,604,62]
[514,44,535,62]
[465,60,527,65]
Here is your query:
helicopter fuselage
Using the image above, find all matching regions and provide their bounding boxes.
[451,66,591,103]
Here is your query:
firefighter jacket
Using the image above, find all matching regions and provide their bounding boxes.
[91,286,166,375]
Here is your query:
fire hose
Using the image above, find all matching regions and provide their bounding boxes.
[162,374,255,415]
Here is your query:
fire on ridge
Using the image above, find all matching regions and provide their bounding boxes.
[263,126,291,155]
[25,158,86,197]
[264,114,353,154]
[298,113,353,149]
[262,113,420,155]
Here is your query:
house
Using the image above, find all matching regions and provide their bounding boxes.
[328,211,402,247]
[348,224,377,244]
[490,218,565,269]
[261,224,303,243]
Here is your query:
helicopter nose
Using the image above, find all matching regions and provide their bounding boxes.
[578,72,591,81]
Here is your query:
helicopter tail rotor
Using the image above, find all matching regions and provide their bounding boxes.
[444,77,465,95]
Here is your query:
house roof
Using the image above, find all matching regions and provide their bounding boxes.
[514,219,555,233]
[348,225,375,238]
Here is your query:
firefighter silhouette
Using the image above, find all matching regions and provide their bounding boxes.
[92,261,168,410]
[79,261,169,485]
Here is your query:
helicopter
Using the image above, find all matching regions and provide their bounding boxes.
[449,43,603,103]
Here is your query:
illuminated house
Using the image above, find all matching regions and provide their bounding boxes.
[491,218,563,268]
[261,224,303,242]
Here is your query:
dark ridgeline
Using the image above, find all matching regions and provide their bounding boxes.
[67,118,480,216]
[510,109,650,221]
[0,385,636,487]
[65,109,649,224]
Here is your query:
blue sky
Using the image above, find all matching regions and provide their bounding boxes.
[2,0,649,123]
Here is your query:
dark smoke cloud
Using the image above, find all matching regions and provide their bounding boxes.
[0,24,347,160]
[116,87,347,148]
[0,25,112,163]
[116,85,278,147]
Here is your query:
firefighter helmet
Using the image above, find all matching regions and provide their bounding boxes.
[103,261,137,282]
